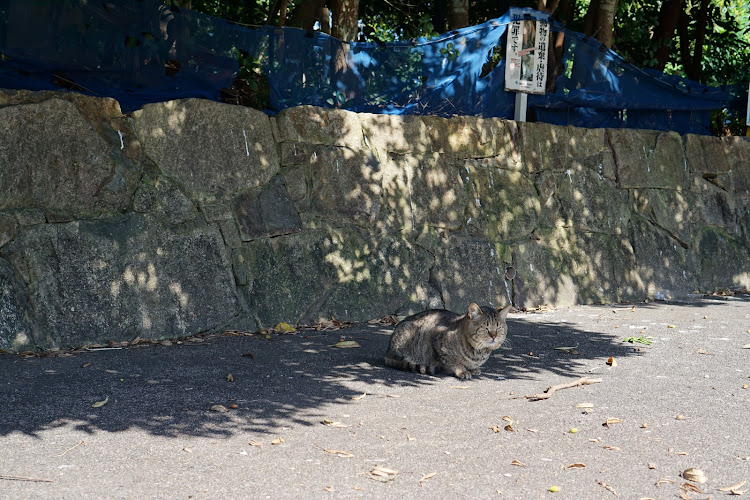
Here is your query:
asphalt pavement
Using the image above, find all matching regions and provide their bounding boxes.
[1,297,749,499]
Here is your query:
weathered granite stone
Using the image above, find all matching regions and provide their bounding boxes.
[429,236,514,312]
[361,113,521,160]
[154,179,198,224]
[690,178,736,230]
[610,129,687,189]
[280,142,317,166]
[0,257,39,351]
[630,188,692,247]
[11,215,240,348]
[219,219,242,249]
[275,106,364,148]
[0,213,17,248]
[684,134,733,175]
[308,147,382,223]
[235,175,302,241]
[237,227,437,327]
[14,208,46,226]
[536,165,629,234]
[280,165,308,202]
[518,121,571,173]
[692,226,750,291]
[360,113,430,156]
[729,137,750,194]
[200,201,234,223]
[0,98,141,218]
[133,184,158,213]
[463,159,539,240]
[133,99,278,201]
[511,227,643,307]
[382,153,466,232]
[628,215,698,299]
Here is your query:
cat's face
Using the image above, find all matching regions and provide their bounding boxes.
[466,304,511,350]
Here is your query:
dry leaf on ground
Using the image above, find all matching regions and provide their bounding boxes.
[322,448,354,458]
[719,480,747,492]
[322,419,349,428]
[91,397,109,408]
[604,418,622,427]
[330,340,360,348]
[271,438,284,445]
[682,468,707,483]
[511,459,526,466]
[210,404,229,412]
[367,465,399,482]
[419,472,437,484]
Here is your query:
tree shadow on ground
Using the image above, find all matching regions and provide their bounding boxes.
[0,311,676,439]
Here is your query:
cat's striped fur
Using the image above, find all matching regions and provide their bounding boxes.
[385,303,512,379]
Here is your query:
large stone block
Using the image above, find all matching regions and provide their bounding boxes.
[382,153,466,232]
[628,215,698,299]
[0,213,17,248]
[275,106,364,148]
[610,129,687,189]
[511,227,642,308]
[536,165,629,234]
[10,215,240,348]
[429,236,514,312]
[307,146,382,224]
[0,257,39,351]
[237,227,437,327]
[133,99,278,201]
[234,175,302,240]
[630,188,692,247]
[692,226,750,291]
[0,98,141,218]
[463,159,539,240]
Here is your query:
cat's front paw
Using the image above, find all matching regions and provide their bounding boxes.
[454,369,472,380]
[470,368,482,376]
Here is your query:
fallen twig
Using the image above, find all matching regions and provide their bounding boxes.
[523,377,603,401]
[0,474,55,483]
[57,440,85,457]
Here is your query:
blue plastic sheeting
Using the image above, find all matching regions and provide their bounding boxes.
[0,0,741,135]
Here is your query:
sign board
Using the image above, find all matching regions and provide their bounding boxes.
[747,82,750,126]
[505,18,550,94]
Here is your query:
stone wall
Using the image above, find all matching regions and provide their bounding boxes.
[1,89,749,351]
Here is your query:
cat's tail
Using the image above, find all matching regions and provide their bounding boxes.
[384,353,414,372]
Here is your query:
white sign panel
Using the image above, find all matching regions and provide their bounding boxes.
[505,19,549,94]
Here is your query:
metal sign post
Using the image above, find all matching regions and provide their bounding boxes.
[505,14,550,122]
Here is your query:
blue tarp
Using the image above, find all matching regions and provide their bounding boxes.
[0,0,741,134]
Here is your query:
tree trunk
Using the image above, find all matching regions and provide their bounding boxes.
[594,0,619,48]
[652,0,682,70]
[678,0,709,82]
[330,0,359,41]
[287,0,326,30]
[582,0,619,48]
[447,0,469,30]
[536,0,561,15]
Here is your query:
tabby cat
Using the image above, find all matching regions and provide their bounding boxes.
[385,303,512,379]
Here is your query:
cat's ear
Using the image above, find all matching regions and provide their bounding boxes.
[498,305,514,320]
[468,303,482,320]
